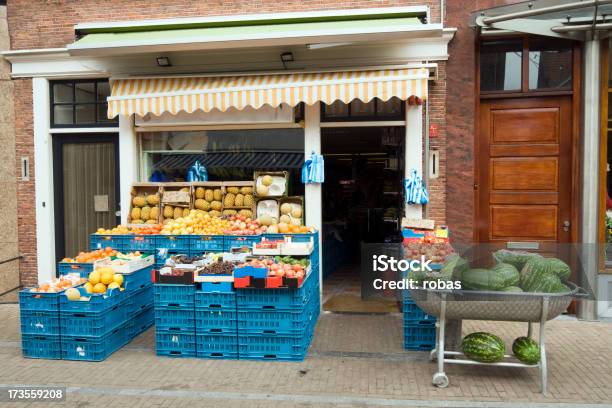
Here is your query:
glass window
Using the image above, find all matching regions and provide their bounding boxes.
[140,129,305,196]
[50,79,118,127]
[528,38,573,90]
[321,97,404,121]
[480,39,523,92]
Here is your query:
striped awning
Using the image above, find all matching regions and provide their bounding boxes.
[108,68,429,118]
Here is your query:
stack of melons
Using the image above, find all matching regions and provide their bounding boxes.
[130,193,160,224]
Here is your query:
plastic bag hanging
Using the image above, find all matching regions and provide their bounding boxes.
[404,169,429,204]
[187,160,208,182]
[302,151,324,184]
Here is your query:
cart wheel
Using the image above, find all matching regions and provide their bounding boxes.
[429,349,437,362]
[432,373,449,388]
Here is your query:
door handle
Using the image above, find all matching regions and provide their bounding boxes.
[563,221,570,232]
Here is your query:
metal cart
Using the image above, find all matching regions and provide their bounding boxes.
[409,283,585,394]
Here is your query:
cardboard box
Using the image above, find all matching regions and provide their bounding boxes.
[254,171,289,197]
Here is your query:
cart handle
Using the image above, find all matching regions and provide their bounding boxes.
[572,285,591,298]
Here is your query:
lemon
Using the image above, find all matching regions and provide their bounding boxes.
[88,270,101,285]
[113,273,124,286]
[93,283,107,294]
[107,282,120,290]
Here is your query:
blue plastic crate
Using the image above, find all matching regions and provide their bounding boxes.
[60,302,128,337]
[236,272,315,310]
[19,289,61,312]
[155,331,196,357]
[154,306,195,332]
[195,290,236,309]
[129,307,154,339]
[124,235,158,252]
[21,334,62,359]
[197,351,238,359]
[20,310,60,336]
[89,234,127,251]
[404,341,435,351]
[156,235,191,251]
[237,308,313,335]
[195,308,237,334]
[190,235,224,252]
[237,332,312,358]
[57,262,94,278]
[404,324,436,346]
[126,284,154,316]
[195,334,238,356]
[154,284,195,307]
[223,235,262,251]
[124,266,153,293]
[59,286,125,313]
[199,281,233,293]
[402,301,436,322]
[403,318,437,327]
[61,323,129,361]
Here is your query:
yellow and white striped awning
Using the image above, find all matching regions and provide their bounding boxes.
[108,68,429,118]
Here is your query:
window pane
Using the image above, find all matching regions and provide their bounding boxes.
[97,103,115,123]
[53,83,73,103]
[480,40,522,92]
[97,81,110,103]
[350,99,375,117]
[376,97,402,117]
[53,105,73,125]
[528,39,572,90]
[75,82,95,103]
[75,104,95,124]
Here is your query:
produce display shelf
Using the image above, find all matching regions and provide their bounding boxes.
[155,331,197,358]
[199,281,233,293]
[60,302,128,337]
[223,235,262,251]
[21,334,62,360]
[195,334,238,355]
[59,287,125,313]
[89,234,128,251]
[236,271,316,310]
[123,266,154,293]
[126,284,154,317]
[154,306,196,333]
[237,307,314,336]
[124,234,158,252]
[195,290,236,309]
[190,235,224,252]
[154,284,195,308]
[61,322,130,361]
[156,235,191,252]
[20,310,60,336]
[129,307,154,339]
[19,290,61,312]
[195,308,237,333]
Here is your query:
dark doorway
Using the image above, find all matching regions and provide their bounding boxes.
[53,134,120,263]
[321,127,404,313]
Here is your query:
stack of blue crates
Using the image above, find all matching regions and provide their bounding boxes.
[195,281,238,359]
[402,291,436,351]
[20,291,62,359]
[154,284,196,358]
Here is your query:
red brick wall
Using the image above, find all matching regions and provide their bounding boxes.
[7,0,441,50]
[427,62,446,225]
[14,78,37,287]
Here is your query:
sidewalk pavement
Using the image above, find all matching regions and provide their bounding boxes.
[1,304,611,408]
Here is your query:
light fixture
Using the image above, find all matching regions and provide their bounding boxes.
[156,56,172,67]
[280,52,294,69]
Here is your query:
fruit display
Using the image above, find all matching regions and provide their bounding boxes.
[81,266,124,296]
[130,189,161,225]
[29,274,86,293]
[161,210,232,235]
[235,257,306,279]
[199,261,235,275]
[461,263,519,291]
[223,214,266,235]
[257,199,280,223]
[95,225,131,235]
[254,172,287,197]
[512,336,540,365]
[461,332,506,363]
[61,247,116,263]
[94,224,162,235]
[403,240,454,264]
[279,198,303,227]
[129,224,163,235]
[273,256,310,268]
[193,184,224,218]
[493,249,542,271]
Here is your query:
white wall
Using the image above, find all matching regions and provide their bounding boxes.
[119,115,139,223]
[404,102,423,220]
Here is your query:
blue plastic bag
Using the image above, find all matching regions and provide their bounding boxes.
[187,160,208,182]
[404,169,428,204]
[302,152,324,184]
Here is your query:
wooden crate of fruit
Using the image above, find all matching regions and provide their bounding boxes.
[279,196,304,227]
[254,171,288,198]
[129,183,162,225]
[222,181,255,219]
[161,182,193,223]
[192,182,224,219]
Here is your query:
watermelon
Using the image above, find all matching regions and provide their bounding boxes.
[461,332,505,363]
[440,254,470,281]
[490,263,519,287]
[493,249,542,270]
[512,337,540,365]
[545,258,571,282]
[524,272,569,293]
[520,257,573,293]
[501,286,523,292]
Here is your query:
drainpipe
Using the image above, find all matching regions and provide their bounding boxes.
[579,35,601,321]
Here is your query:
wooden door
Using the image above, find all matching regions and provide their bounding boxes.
[53,135,120,260]
[478,97,573,251]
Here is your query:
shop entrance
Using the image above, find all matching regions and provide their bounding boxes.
[321,126,404,313]
[52,134,120,262]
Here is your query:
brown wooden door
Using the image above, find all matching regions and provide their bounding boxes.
[478,97,573,251]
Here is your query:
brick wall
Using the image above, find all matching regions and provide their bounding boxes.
[13,78,37,288]
[7,0,441,50]
[426,61,446,225]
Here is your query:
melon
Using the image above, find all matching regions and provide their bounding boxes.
[291,207,303,219]
[512,336,540,365]
[490,263,520,287]
[262,175,273,186]
[195,187,205,199]
[501,286,523,292]
[279,214,291,224]
[256,185,269,196]
[461,264,517,291]
[280,203,292,215]
[461,332,505,363]
[65,287,80,301]
[440,254,469,281]
[493,249,542,271]
[520,257,571,292]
